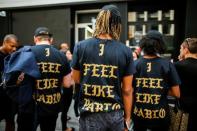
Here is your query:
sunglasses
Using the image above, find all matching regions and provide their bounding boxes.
[183,38,193,51]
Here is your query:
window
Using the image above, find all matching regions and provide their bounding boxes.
[75,10,99,43]
[127,9,175,55]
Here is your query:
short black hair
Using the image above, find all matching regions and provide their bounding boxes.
[140,30,166,55]
[140,37,166,55]
[4,34,18,43]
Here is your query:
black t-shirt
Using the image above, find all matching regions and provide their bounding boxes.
[133,57,181,127]
[0,51,7,78]
[31,44,71,116]
[175,58,197,112]
[0,51,7,93]
[71,38,135,113]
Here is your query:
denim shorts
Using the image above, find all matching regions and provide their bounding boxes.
[79,110,124,131]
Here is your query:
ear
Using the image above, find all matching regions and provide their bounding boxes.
[34,36,37,43]
[50,38,53,44]
[184,47,190,54]
[2,42,6,46]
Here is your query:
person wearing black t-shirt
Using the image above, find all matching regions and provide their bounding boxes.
[71,4,135,131]
[175,38,197,131]
[17,27,73,131]
[59,43,74,131]
[0,34,18,131]
[133,30,181,131]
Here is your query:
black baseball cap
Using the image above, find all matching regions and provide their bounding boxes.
[146,30,165,45]
[34,27,52,37]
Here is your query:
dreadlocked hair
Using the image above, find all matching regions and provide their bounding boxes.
[93,10,121,40]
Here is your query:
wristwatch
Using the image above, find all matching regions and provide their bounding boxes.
[124,119,133,131]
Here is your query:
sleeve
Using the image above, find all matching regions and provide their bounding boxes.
[123,48,136,76]
[71,43,80,70]
[168,62,181,86]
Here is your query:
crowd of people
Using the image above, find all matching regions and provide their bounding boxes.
[0,4,197,131]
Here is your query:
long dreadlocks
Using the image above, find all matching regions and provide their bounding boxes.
[93,5,121,40]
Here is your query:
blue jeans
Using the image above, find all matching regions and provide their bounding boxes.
[79,110,124,131]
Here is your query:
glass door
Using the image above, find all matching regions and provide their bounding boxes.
[75,9,99,43]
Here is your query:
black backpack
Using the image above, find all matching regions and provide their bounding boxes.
[1,46,40,105]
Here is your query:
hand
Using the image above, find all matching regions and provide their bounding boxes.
[124,119,133,131]
[16,72,25,85]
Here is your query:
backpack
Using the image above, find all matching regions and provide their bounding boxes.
[2,46,40,105]
[2,71,35,105]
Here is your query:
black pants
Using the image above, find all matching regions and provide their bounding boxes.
[134,124,169,131]
[17,112,58,131]
[0,91,17,131]
[61,87,73,130]
[73,84,80,117]
[187,109,197,131]
[17,113,34,131]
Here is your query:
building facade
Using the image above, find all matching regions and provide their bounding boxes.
[0,0,196,60]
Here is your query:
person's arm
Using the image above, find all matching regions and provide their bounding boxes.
[168,85,180,98]
[71,69,81,84]
[62,72,73,88]
[122,75,133,130]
